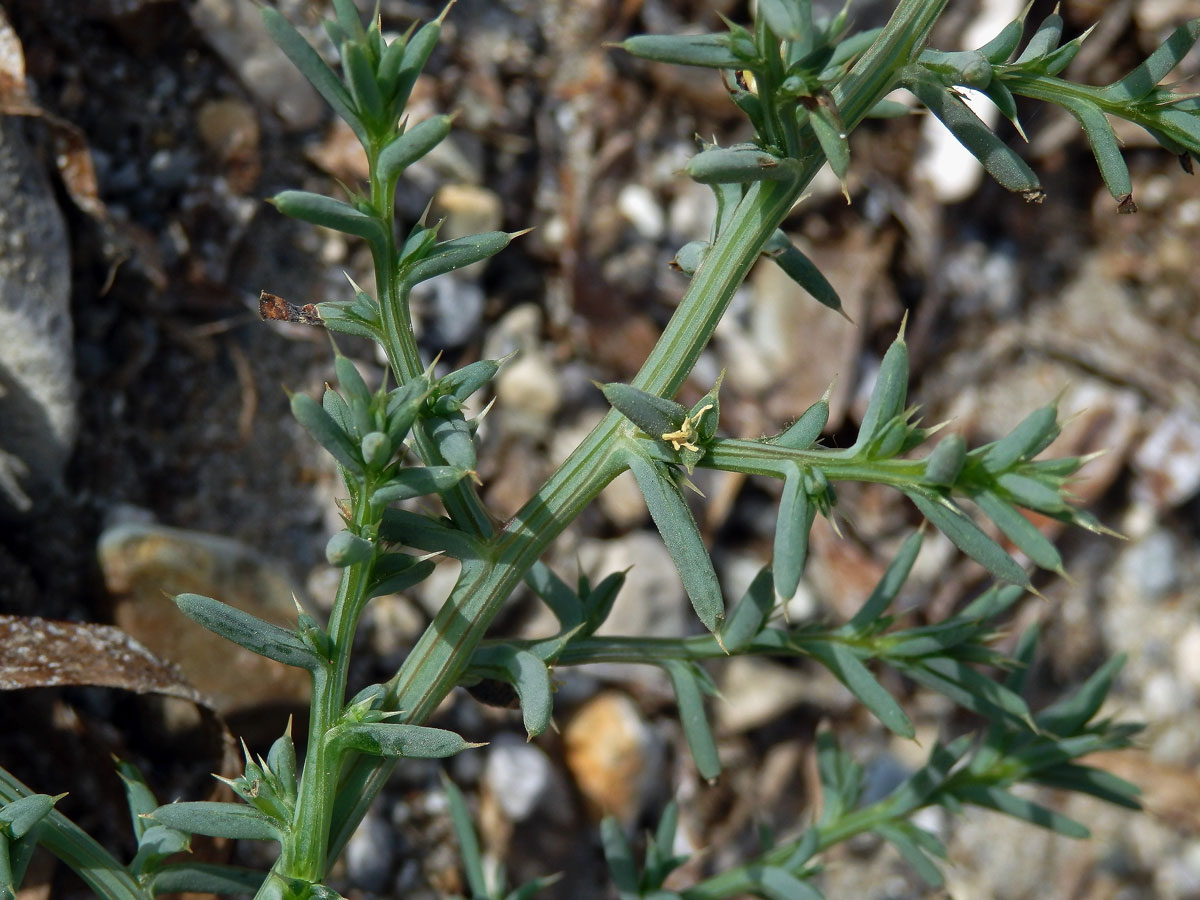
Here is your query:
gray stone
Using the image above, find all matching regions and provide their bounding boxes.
[412,274,485,348]
[98,520,311,714]
[0,116,75,514]
[484,733,553,822]
[495,350,562,422]
[344,806,395,893]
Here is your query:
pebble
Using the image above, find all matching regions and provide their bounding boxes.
[433,184,505,242]
[367,593,427,658]
[344,806,396,893]
[495,350,562,420]
[667,178,718,243]
[98,519,311,714]
[617,184,665,240]
[715,657,810,734]
[195,96,260,164]
[0,115,75,514]
[1133,409,1200,509]
[483,733,553,822]
[412,274,486,348]
[563,691,661,823]
[483,302,543,362]
[1174,624,1200,694]
[1111,529,1179,604]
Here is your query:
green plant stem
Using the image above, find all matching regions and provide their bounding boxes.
[0,768,149,900]
[699,437,927,483]
[367,137,494,538]
[278,558,372,885]
[324,0,952,868]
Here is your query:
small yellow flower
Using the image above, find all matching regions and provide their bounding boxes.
[661,403,714,453]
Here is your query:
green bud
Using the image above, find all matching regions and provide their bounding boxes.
[924,434,967,486]
[981,404,1059,472]
[672,240,710,275]
[361,431,392,468]
[775,397,828,449]
[326,530,374,567]
[378,115,453,182]
[686,147,802,185]
[619,33,743,69]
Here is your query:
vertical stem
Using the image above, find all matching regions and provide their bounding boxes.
[277,557,372,884]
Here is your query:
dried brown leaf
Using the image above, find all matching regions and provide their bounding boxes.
[0,614,207,706]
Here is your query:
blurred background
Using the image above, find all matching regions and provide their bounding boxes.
[2,0,1200,897]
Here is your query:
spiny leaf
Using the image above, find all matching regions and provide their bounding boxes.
[378,115,453,182]
[367,554,435,598]
[663,660,721,781]
[720,567,777,652]
[957,784,1089,837]
[471,646,553,738]
[1035,653,1126,737]
[1102,19,1200,103]
[173,594,321,671]
[600,818,639,896]
[757,0,812,42]
[874,822,945,887]
[845,529,924,632]
[906,490,1029,586]
[1012,11,1063,66]
[972,491,1063,572]
[328,723,482,759]
[806,642,914,738]
[603,383,688,441]
[343,40,384,123]
[525,562,585,632]
[628,452,725,633]
[923,434,966,486]
[775,395,829,449]
[618,33,745,69]
[426,794,479,900]
[747,865,825,900]
[774,463,814,600]
[902,66,1043,200]
[996,472,1065,513]
[146,863,268,896]
[981,403,1059,471]
[809,100,850,190]
[0,795,57,840]
[371,467,469,505]
[427,413,476,470]
[1058,97,1133,205]
[114,760,158,844]
[271,190,387,250]
[769,243,845,316]
[1030,763,1141,810]
[149,803,284,842]
[387,15,444,116]
[979,14,1026,64]
[849,326,908,454]
[906,655,1034,727]
[261,8,365,144]
[403,231,514,284]
[686,147,803,184]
